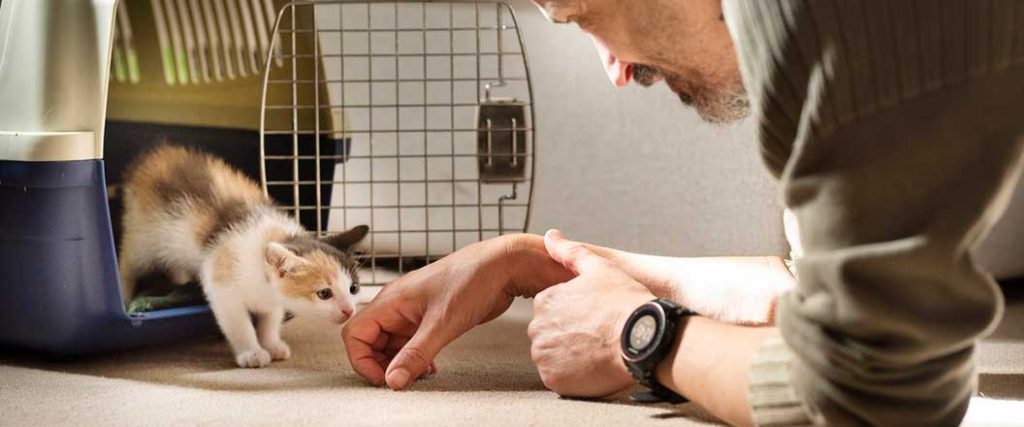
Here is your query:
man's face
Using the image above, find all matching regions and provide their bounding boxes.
[533,0,749,124]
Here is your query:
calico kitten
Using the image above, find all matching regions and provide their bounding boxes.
[119,144,368,368]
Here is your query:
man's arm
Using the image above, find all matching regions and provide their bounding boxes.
[654,318,777,427]
[584,245,795,324]
[506,234,796,324]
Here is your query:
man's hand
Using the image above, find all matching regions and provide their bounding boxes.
[342,234,573,390]
[528,229,655,398]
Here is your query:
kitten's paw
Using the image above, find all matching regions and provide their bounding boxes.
[264,340,291,361]
[235,349,272,368]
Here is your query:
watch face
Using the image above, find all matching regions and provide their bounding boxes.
[629,314,658,351]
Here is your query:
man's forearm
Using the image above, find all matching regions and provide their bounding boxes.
[506,232,796,323]
[655,317,778,427]
[587,245,795,324]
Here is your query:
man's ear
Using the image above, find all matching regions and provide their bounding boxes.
[320,225,369,252]
[265,243,305,278]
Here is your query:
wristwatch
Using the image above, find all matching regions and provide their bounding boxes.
[620,298,696,404]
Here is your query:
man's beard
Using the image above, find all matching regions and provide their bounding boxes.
[633,64,750,124]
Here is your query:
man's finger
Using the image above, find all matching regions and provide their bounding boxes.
[385,335,411,353]
[373,352,390,365]
[371,332,391,352]
[342,299,417,386]
[343,315,387,386]
[384,319,452,390]
[543,229,611,275]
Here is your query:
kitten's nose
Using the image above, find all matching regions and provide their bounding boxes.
[341,307,353,318]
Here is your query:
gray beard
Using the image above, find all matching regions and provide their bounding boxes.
[633,63,750,124]
[676,84,750,125]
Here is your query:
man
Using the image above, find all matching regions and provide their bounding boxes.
[342,0,1024,425]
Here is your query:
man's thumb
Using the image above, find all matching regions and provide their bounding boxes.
[544,229,604,275]
[385,325,445,390]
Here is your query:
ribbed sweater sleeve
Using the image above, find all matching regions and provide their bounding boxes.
[722,1,1024,425]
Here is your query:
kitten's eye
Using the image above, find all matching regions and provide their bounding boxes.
[316,288,333,300]
[349,282,360,295]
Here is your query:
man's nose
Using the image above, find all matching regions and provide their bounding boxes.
[590,35,632,87]
[605,57,634,88]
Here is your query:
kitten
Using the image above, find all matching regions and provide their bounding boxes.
[118,144,368,368]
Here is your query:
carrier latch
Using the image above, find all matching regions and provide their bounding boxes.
[477,84,527,183]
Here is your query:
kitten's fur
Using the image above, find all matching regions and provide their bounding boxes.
[119,145,368,368]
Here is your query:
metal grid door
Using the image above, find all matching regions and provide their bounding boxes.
[259,0,535,285]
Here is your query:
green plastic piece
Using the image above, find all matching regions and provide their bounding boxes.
[160,46,176,85]
[174,48,189,85]
[126,49,141,84]
[112,48,127,82]
[126,283,208,314]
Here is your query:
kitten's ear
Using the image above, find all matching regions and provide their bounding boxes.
[265,243,305,278]
[320,225,369,252]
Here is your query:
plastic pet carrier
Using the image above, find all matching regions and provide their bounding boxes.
[0,0,534,355]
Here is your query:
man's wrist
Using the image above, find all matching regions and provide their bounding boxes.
[650,316,779,426]
[501,233,574,297]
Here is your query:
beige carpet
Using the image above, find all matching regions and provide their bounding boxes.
[1,294,1023,426]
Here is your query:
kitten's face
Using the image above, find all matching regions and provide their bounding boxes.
[269,247,359,323]
[264,226,368,324]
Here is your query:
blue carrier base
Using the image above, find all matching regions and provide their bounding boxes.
[0,159,219,355]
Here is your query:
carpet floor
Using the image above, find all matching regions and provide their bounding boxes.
[1,290,1022,426]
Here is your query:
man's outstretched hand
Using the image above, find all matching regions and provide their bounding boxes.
[341,234,573,390]
[529,229,656,398]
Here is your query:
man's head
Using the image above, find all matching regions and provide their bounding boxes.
[533,0,748,124]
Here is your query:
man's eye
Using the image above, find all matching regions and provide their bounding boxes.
[316,288,333,300]
[349,283,360,295]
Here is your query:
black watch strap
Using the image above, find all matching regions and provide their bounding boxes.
[629,385,687,404]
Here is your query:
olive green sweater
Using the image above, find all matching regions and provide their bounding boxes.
[721,1,1024,425]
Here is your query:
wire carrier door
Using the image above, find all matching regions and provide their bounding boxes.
[260,0,535,285]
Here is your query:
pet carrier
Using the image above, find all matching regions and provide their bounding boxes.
[259,0,534,284]
[0,0,534,355]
